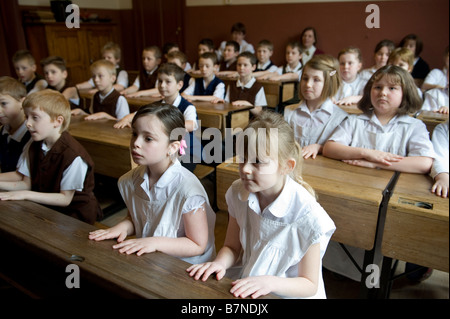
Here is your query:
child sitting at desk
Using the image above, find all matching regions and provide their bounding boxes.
[217,41,239,77]
[12,50,47,94]
[89,103,216,264]
[189,38,215,75]
[323,65,434,173]
[76,42,129,93]
[41,56,80,109]
[334,47,366,106]
[166,51,192,93]
[284,55,348,159]
[182,52,225,102]
[115,64,201,172]
[422,70,449,114]
[0,77,30,172]
[253,40,278,78]
[187,111,335,298]
[388,47,423,99]
[359,39,396,83]
[72,60,130,121]
[121,46,162,98]
[259,41,303,82]
[163,42,192,72]
[214,52,267,116]
[0,90,102,225]
[430,121,449,198]
[422,46,449,92]
[322,66,435,281]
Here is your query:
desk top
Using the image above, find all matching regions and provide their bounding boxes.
[382,173,449,272]
[302,155,395,205]
[0,200,274,298]
[387,172,449,220]
[416,110,449,123]
[79,89,253,116]
[217,156,395,250]
[68,115,131,148]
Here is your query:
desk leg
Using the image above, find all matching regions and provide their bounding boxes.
[359,171,401,299]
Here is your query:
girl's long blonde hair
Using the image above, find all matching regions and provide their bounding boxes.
[237,110,316,197]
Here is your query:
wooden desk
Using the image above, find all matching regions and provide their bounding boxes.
[216,156,396,251]
[381,173,449,272]
[79,89,252,134]
[78,89,159,113]
[0,200,276,299]
[68,115,132,178]
[338,104,363,115]
[415,110,448,134]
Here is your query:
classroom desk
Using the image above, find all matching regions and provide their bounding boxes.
[216,156,396,251]
[68,115,132,178]
[78,89,252,135]
[381,173,449,272]
[415,110,448,134]
[0,200,277,299]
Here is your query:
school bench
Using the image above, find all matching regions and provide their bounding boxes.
[0,200,278,299]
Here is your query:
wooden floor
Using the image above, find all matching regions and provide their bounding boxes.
[2,174,447,299]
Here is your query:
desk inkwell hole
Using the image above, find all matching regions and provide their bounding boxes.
[398,197,433,210]
[69,255,85,262]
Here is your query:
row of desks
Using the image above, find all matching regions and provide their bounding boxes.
[0,200,277,299]
[216,156,449,298]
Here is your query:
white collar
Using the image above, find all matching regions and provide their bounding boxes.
[99,87,115,100]
[2,121,28,142]
[163,94,181,107]
[236,77,256,89]
[140,159,182,192]
[237,175,292,218]
[285,62,302,73]
[298,98,334,114]
[258,60,272,69]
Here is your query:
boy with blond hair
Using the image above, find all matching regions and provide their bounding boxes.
[0,76,31,172]
[388,47,423,99]
[72,60,129,121]
[77,42,129,92]
[0,89,102,224]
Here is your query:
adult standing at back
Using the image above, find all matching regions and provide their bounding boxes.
[300,27,324,65]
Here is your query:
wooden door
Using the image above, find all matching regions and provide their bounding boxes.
[132,0,185,57]
[85,24,119,65]
[45,24,88,84]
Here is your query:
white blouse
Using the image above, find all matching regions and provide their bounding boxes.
[226,177,335,298]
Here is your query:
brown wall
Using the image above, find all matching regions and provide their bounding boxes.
[184,0,449,70]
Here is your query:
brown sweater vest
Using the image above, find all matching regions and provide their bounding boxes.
[139,67,158,90]
[220,60,237,72]
[28,131,102,224]
[93,89,121,117]
[229,81,263,105]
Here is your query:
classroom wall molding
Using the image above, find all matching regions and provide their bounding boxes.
[18,0,132,10]
[186,0,393,6]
